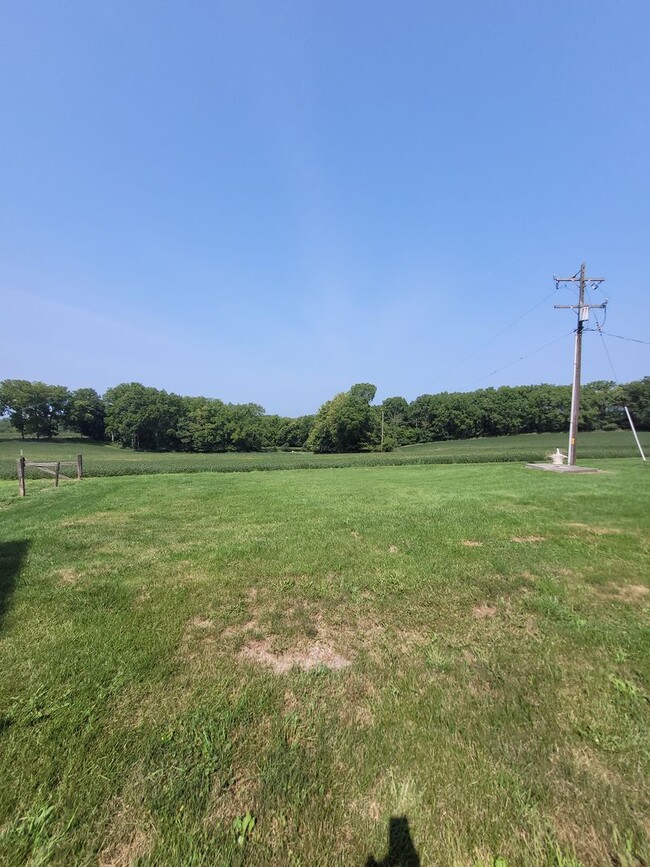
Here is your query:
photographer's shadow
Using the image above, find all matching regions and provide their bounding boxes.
[365,816,420,867]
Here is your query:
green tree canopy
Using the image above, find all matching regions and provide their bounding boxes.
[308,383,379,453]
[0,379,33,439]
[67,388,106,439]
[0,379,70,438]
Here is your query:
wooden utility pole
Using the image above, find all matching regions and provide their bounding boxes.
[554,263,606,465]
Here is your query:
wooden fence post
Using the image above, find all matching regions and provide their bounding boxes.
[17,456,26,497]
[54,461,61,487]
[77,454,83,479]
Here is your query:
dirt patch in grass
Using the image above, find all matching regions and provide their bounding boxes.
[472,604,497,619]
[462,540,482,547]
[57,567,82,586]
[98,797,156,867]
[220,619,257,639]
[617,584,649,603]
[511,535,545,543]
[216,591,389,674]
[189,617,215,629]
[180,588,416,677]
[596,583,649,604]
[134,586,151,606]
[239,638,351,674]
[388,545,399,554]
[99,827,153,867]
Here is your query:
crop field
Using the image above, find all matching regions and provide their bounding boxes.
[1,458,648,866]
[0,429,648,481]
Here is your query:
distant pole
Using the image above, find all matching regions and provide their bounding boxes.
[380,409,385,452]
[17,456,26,497]
[554,263,606,466]
[77,454,83,479]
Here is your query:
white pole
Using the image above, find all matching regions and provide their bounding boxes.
[624,406,646,462]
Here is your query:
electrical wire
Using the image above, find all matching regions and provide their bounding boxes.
[596,331,650,346]
[473,330,575,384]
[585,285,619,383]
[430,285,561,387]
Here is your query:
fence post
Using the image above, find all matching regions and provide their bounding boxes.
[77,454,83,479]
[54,461,61,487]
[17,456,26,497]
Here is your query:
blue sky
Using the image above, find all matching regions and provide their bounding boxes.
[1,0,648,416]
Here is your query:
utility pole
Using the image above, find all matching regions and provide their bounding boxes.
[554,263,606,465]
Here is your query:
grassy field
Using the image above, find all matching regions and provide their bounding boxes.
[0,429,648,481]
[0,459,648,865]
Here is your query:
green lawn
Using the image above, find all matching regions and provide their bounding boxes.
[0,429,648,481]
[0,460,648,865]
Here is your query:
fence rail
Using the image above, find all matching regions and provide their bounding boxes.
[17,454,83,496]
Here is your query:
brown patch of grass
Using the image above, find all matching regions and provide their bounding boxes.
[472,604,497,619]
[177,617,221,667]
[99,827,153,867]
[388,545,399,554]
[336,671,377,729]
[549,811,611,867]
[351,530,362,540]
[617,584,649,603]
[60,510,139,528]
[223,587,385,656]
[134,587,151,607]
[397,629,431,652]
[57,567,82,586]
[189,617,214,629]
[239,638,352,674]
[511,535,545,543]
[98,795,156,867]
[339,701,374,728]
[567,522,623,535]
[206,763,260,827]
[462,540,482,547]
[220,619,257,639]
[595,583,649,604]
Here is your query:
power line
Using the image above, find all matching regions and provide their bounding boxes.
[431,285,560,387]
[596,331,650,346]
[585,286,619,383]
[473,330,574,384]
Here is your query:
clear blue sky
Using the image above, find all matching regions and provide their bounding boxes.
[1,0,648,416]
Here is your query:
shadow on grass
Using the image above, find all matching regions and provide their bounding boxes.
[0,539,29,632]
[366,816,420,867]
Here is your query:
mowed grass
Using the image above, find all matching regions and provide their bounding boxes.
[0,461,649,866]
[0,429,648,480]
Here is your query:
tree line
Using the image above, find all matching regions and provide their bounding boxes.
[1,377,648,453]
